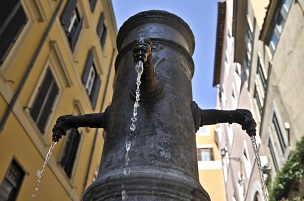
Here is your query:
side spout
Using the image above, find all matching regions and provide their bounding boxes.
[192,101,257,136]
[133,39,157,92]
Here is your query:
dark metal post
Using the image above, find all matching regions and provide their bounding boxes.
[83,10,210,201]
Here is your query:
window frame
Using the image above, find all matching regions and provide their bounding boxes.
[0,160,25,201]
[197,147,214,161]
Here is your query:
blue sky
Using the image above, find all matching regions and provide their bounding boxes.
[112,0,218,109]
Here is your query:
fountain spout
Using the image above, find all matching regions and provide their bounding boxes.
[133,39,157,93]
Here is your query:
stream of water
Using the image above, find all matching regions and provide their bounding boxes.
[121,61,144,200]
[250,135,269,201]
[32,141,57,198]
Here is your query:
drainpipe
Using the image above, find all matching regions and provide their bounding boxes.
[0,0,64,132]
[83,48,116,190]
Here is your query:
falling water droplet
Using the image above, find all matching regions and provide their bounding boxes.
[121,60,143,200]
[131,117,137,123]
[125,152,130,165]
[126,141,131,151]
[121,190,128,200]
[124,168,131,176]
[32,142,57,198]
[134,102,139,107]
[133,107,138,117]
[130,123,136,131]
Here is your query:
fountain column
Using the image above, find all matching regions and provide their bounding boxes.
[83,10,210,201]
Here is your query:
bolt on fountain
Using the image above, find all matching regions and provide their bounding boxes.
[52,10,259,201]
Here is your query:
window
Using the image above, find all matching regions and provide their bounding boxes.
[82,49,101,109]
[0,0,28,64]
[242,144,252,178]
[197,148,214,161]
[268,0,292,53]
[256,58,267,91]
[88,0,97,11]
[272,113,287,154]
[268,139,279,171]
[244,21,253,69]
[30,68,59,134]
[0,160,25,201]
[254,85,263,116]
[96,12,107,49]
[60,128,81,178]
[85,64,96,95]
[60,0,83,51]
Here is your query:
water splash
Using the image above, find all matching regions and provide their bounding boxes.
[32,141,57,198]
[121,61,144,200]
[250,136,269,201]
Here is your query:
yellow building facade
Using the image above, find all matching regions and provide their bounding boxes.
[196,125,226,200]
[0,0,117,200]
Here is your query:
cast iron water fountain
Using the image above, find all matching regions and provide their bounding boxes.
[49,10,267,200]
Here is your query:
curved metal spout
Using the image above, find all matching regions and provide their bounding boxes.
[133,39,157,93]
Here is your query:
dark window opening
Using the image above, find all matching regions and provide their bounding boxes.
[30,68,59,134]
[254,85,263,115]
[0,0,28,64]
[243,22,253,69]
[97,12,107,49]
[257,59,267,90]
[60,128,81,178]
[0,160,25,201]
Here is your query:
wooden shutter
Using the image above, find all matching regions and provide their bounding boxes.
[60,0,77,31]
[90,75,101,109]
[37,80,59,133]
[30,69,59,134]
[100,26,107,49]
[96,13,105,37]
[82,49,94,84]
[96,13,107,49]
[30,69,53,121]
[60,128,81,178]
[0,2,27,63]
[70,17,83,51]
